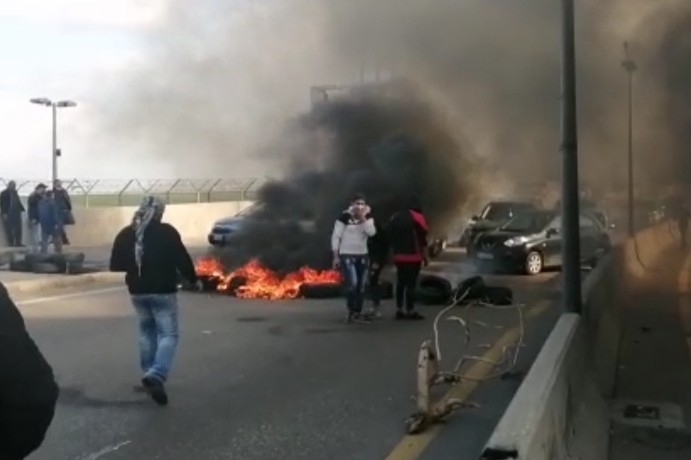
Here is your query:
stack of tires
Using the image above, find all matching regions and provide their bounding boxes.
[8,252,87,275]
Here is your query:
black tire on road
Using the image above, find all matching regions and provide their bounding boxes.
[32,261,62,274]
[417,275,453,305]
[9,259,32,272]
[300,283,343,299]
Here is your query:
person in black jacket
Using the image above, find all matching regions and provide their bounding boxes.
[365,218,389,319]
[110,195,197,406]
[388,196,429,321]
[27,183,47,253]
[53,180,73,245]
[0,282,59,459]
[0,181,26,247]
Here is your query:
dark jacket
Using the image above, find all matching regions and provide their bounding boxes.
[38,198,62,234]
[27,192,43,223]
[388,208,429,263]
[110,221,197,295]
[0,282,59,459]
[0,189,25,217]
[53,188,71,211]
[367,219,389,264]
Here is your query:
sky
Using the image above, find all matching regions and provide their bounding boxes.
[0,0,168,182]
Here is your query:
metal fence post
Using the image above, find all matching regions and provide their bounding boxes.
[165,179,181,204]
[207,179,222,203]
[242,179,257,201]
[193,179,210,203]
[118,180,134,206]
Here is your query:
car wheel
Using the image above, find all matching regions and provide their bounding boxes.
[525,251,543,276]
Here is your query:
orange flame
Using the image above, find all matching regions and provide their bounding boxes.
[194,257,342,300]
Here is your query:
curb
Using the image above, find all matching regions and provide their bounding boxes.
[4,271,125,296]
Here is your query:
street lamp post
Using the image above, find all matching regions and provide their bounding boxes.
[622,42,637,237]
[560,0,582,314]
[29,97,77,185]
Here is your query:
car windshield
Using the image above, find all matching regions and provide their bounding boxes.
[481,203,521,221]
[501,211,555,233]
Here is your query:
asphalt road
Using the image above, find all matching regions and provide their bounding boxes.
[20,249,562,460]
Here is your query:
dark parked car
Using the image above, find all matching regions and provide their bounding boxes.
[460,200,538,248]
[208,204,316,247]
[208,204,258,246]
[469,210,611,275]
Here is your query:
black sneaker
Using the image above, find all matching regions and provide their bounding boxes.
[347,313,371,324]
[142,377,169,406]
[407,311,425,321]
[395,310,407,320]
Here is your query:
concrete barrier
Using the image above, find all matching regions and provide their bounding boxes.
[480,222,677,460]
[0,201,254,248]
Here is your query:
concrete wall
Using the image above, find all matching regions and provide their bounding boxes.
[0,201,255,247]
[480,223,677,460]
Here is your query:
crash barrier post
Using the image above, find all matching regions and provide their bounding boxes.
[479,222,677,460]
[0,201,255,248]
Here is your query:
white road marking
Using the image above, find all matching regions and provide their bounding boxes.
[81,440,132,460]
[16,286,126,306]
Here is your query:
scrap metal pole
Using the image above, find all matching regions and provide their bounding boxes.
[623,42,637,237]
[52,104,58,185]
[560,0,582,314]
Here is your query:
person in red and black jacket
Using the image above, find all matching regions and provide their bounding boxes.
[387,196,429,320]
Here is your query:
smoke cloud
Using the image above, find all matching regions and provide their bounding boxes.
[90,0,691,267]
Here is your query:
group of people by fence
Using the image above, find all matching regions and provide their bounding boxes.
[0,180,74,253]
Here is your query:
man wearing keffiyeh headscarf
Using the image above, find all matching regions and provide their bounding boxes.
[109,195,197,406]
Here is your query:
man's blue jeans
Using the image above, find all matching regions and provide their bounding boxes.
[340,255,369,314]
[130,293,179,383]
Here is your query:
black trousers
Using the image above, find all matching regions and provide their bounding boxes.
[368,261,384,307]
[3,215,22,246]
[395,262,422,312]
[0,403,56,459]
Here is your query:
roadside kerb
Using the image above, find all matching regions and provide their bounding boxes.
[479,222,675,460]
[3,272,125,297]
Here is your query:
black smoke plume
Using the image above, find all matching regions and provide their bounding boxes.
[214,80,479,272]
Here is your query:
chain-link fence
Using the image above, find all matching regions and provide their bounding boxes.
[0,178,267,207]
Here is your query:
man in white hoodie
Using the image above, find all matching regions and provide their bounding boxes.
[331,193,377,324]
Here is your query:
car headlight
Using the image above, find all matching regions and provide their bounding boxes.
[504,236,531,247]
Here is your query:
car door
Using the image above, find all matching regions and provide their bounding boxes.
[542,216,563,266]
[578,213,600,261]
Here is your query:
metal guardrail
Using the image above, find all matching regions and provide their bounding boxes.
[0,178,267,207]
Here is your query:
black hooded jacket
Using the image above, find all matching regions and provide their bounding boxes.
[0,282,59,458]
[367,218,389,264]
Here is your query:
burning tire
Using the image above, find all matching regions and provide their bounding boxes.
[416,275,453,305]
[299,282,343,299]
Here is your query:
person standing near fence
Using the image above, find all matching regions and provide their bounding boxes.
[0,181,25,247]
[53,180,73,246]
[37,190,63,254]
[109,195,197,406]
[27,184,47,253]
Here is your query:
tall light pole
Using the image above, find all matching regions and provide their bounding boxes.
[29,97,77,185]
[560,0,582,314]
[622,42,637,237]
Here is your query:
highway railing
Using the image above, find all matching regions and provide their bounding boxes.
[0,178,267,207]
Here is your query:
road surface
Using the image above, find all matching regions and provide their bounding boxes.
[19,250,562,460]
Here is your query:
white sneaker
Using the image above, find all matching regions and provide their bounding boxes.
[366,307,383,319]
